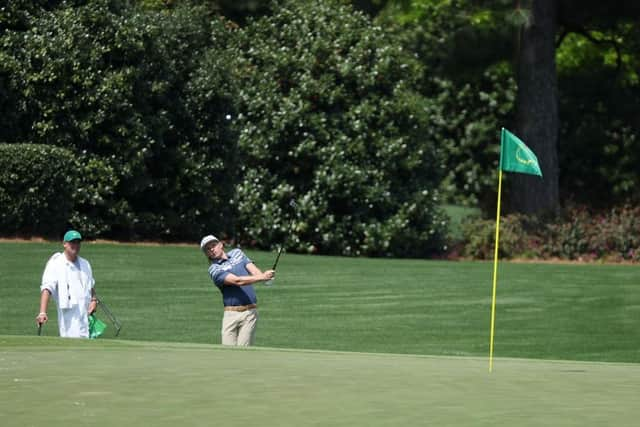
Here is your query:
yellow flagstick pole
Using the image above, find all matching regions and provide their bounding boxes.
[489,169,504,373]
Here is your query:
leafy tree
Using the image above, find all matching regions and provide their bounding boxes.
[342,0,390,16]
[0,144,77,237]
[0,0,234,239]
[511,0,640,212]
[0,0,91,34]
[224,0,448,257]
[380,0,640,213]
[137,0,274,23]
[378,0,517,211]
[555,19,640,206]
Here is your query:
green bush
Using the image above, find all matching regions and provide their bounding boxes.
[428,66,516,210]
[0,143,121,238]
[379,0,517,210]
[0,144,76,237]
[459,205,640,262]
[543,206,640,262]
[1,1,234,240]
[459,213,532,260]
[226,0,448,257]
[184,19,240,239]
[68,155,121,237]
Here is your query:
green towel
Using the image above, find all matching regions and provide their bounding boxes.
[89,314,107,339]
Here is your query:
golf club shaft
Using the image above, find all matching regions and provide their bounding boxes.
[266,199,298,285]
[273,201,297,270]
[97,296,122,336]
[272,246,284,270]
[37,323,42,336]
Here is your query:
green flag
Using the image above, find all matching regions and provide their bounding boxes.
[500,128,542,177]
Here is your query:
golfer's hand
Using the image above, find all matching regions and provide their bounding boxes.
[36,312,47,325]
[263,270,275,281]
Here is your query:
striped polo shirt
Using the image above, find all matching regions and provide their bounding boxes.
[207,248,257,307]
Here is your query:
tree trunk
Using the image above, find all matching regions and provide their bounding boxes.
[511,0,560,214]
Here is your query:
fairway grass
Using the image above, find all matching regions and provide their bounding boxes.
[1,241,640,363]
[1,336,639,427]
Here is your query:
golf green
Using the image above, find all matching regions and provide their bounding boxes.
[1,336,638,426]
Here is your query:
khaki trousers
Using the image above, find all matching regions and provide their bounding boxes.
[221,309,258,346]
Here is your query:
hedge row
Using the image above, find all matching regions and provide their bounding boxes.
[458,205,640,262]
[0,143,117,238]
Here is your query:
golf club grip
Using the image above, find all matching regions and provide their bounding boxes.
[37,323,42,336]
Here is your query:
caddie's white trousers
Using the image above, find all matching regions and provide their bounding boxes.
[58,306,89,338]
[221,309,258,346]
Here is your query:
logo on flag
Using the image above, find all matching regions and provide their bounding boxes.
[500,128,542,177]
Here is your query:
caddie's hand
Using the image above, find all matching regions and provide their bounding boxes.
[36,312,48,325]
[263,270,275,281]
[88,298,98,315]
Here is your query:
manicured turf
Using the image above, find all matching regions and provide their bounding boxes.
[1,241,638,426]
[1,336,639,427]
[1,241,638,362]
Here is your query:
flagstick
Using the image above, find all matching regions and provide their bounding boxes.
[489,169,504,373]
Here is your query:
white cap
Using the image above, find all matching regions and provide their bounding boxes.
[200,235,219,252]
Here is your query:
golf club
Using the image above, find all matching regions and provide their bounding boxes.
[265,200,298,286]
[37,322,42,336]
[271,245,285,271]
[96,295,122,336]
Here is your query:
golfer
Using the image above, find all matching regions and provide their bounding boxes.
[200,235,274,346]
[35,230,97,338]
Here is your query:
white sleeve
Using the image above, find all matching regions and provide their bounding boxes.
[41,253,61,295]
[86,260,95,289]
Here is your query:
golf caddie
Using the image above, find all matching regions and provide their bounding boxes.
[200,235,275,346]
[35,230,98,338]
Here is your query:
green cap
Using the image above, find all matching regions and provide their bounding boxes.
[63,230,82,242]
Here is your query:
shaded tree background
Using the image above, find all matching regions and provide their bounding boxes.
[0,0,638,257]
[225,0,448,256]
[377,0,640,214]
[0,0,236,239]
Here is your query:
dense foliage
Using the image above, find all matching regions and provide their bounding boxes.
[459,205,640,262]
[0,0,638,261]
[556,28,640,206]
[0,144,74,237]
[378,0,518,210]
[225,0,448,256]
[380,0,640,211]
[0,144,72,236]
[0,0,235,240]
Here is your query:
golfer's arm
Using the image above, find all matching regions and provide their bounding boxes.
[223,274,262,286]
[246,262,264,276]
[223,264,274,286]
